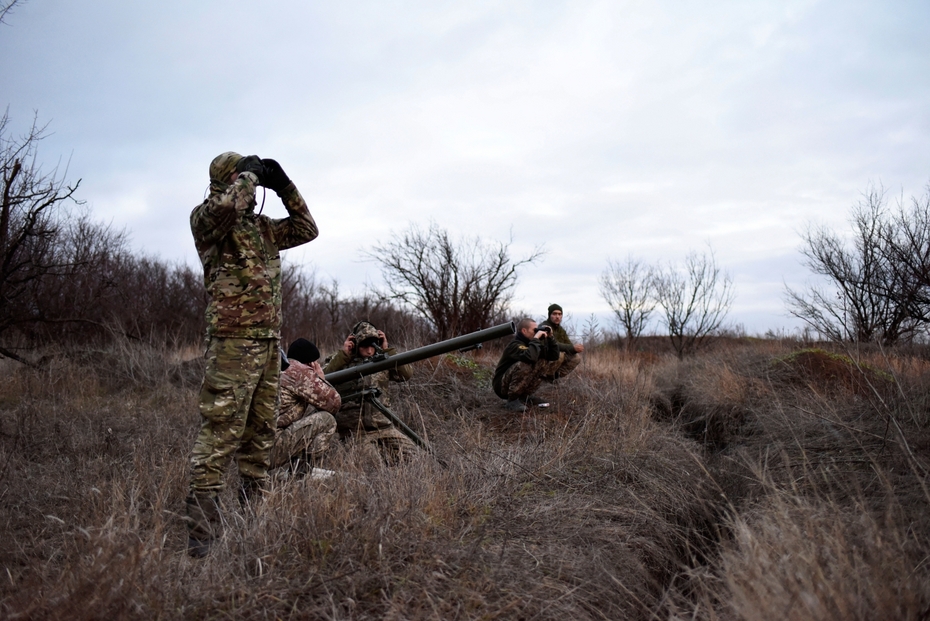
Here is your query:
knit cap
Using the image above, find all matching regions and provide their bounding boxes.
[287,338,321,364]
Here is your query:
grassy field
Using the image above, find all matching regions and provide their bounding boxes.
[1,338,928,620]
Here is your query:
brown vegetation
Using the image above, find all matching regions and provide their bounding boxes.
[1,337,929,619]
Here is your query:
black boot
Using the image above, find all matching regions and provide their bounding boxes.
[185,491,221,558]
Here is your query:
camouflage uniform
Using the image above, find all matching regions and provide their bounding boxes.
[270,360,341,469]
[323,323,417,463]
[186,152,318,548]
[492,332,561,400]
[539,319,582,378]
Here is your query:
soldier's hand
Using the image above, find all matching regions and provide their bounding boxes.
[311,360,324,377]
[574,343,585,353]
[235,155,265,185]
[343,334,356,356]
[261,158,292,193]
[534,330,548,340]
[377,330,388,349]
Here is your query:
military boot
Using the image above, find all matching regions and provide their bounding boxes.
[185,491,221,558]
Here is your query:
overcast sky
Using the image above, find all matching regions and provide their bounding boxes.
[2,0,928,336]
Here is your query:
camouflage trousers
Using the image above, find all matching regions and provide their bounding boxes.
[552,351,581,377]
[270,409,337,469]
[500,351,579,400]
[189,337,280,494]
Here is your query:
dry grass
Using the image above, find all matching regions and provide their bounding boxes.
[1,338,928,619]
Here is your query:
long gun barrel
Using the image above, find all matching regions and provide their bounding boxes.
[325,321,515,385]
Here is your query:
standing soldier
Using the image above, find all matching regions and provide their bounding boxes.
[539,303,583,380]
[186,152,319,557]
[323,321,418,463]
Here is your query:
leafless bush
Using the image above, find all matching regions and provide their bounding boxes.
[281,263,429,351]
[0,112,208,357]
[0,112,98,359]
[787,184,930,345]
[600,255,656,350]
[369,222,544,340]
[654,249,734,358]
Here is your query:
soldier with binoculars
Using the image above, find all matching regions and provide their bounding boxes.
[185,151,319,558]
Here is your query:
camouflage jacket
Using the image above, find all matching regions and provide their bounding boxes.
[277,360,342,430]
[323,348,412,432]
[540,319,576,354]
[492,333,559,398]
[190,172,319,339]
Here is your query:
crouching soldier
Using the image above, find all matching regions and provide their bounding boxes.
[493,317,562,411]
[539,303,583,380]
[323,321,418,464]
[271,338,341,473]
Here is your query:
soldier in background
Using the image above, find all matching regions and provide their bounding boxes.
[270,338,341,474]
[539,303,583,380]
[323,321,417,463]
[492,317,561,411]
[186,152,319,558]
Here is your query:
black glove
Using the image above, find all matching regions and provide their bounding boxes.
[235,155,265,185]
[261,158,292,193]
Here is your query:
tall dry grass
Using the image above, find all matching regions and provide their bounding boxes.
[1,337,928,619]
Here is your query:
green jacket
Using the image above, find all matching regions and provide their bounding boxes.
[492,334,559,399]
[540,319,576,355]
[190,172,318,339]
[323,348,412,432]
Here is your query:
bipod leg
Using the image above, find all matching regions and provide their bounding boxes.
[368,395,446,467]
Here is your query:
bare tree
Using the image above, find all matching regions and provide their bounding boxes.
[786,186,919,345]
[599,255,655,350]
[369,222,544,340]
[0,112,183,353]
[881,185,930,329]
[654,249,734,358]
[0,112,86,361]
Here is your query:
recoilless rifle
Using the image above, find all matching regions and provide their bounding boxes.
[326,321,515,456]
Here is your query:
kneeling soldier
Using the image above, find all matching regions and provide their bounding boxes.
[539,303,583,380]
[271,338,341,473]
